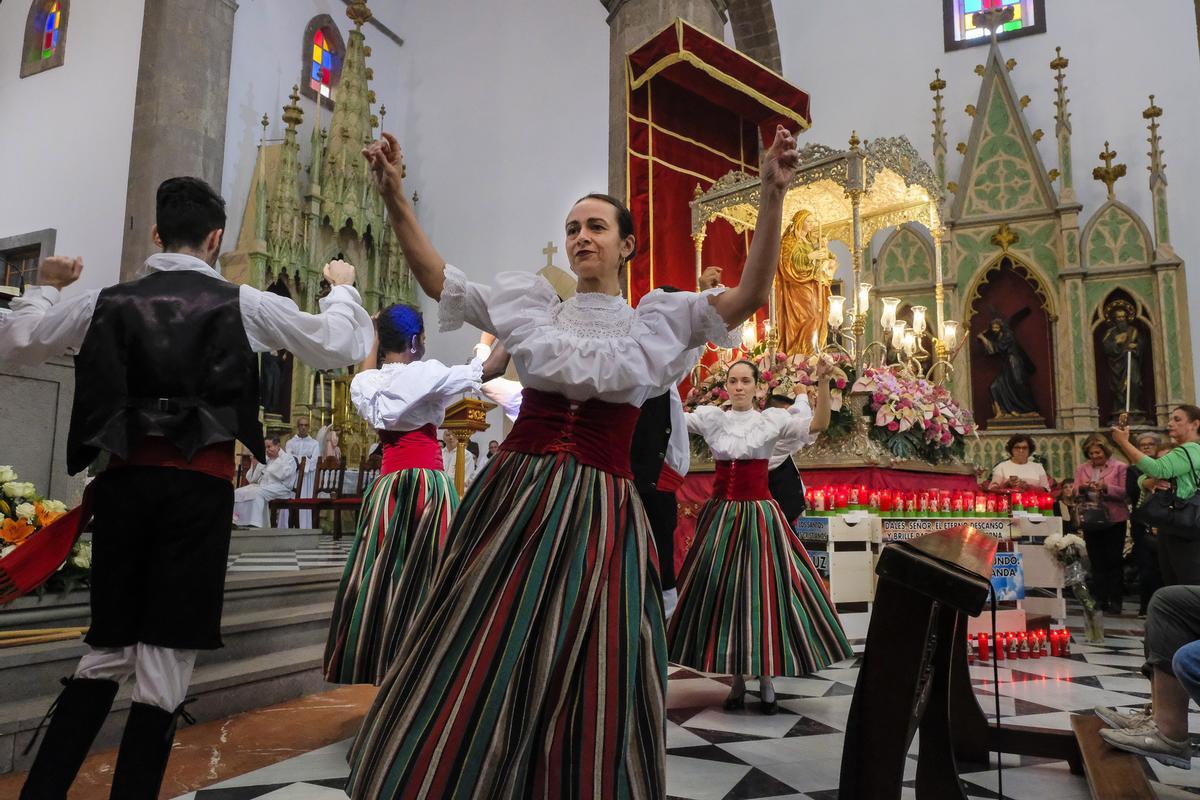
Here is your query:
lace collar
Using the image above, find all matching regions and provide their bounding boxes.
[553,291,633,339]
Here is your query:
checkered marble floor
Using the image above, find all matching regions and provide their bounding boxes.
[169,608,1200,799]
[226,540,353,572]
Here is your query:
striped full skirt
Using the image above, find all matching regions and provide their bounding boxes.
[345,450,668,800]
[324,467,457,686]
[667,498,852,676]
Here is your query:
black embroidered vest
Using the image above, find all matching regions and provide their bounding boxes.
[67,269,265,474]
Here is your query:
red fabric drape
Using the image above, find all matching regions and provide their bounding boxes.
[624,18,810,308]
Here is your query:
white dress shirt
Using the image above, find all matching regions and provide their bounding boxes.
[0,253,374,369]
[686,396,815,462]
[439,265,738,405]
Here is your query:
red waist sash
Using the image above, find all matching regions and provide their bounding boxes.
[109,437,235,482]
[379,424,444,474]
[1,436,235,605]
[656,463,685,493]
[713,459,771,501]
[500,388,640,479]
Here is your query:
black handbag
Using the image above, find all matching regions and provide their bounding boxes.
[1134,445,1200,540]
[1074,489,1112,532]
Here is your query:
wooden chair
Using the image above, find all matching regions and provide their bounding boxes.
[265,456,348,530]
[268,457,307,528]
[330,454,382,540]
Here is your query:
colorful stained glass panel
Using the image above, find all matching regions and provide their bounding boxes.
[41,2,61,60]
[310,26,334,98]
[955,0,1032,43]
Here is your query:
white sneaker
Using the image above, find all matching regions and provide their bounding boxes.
[662,588,678,620]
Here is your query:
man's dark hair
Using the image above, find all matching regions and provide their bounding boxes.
[265,434,282,445]
[156,177,227,251]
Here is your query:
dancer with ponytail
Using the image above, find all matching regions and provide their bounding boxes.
[324,304,482,685]
[344,125,801,799]
[668,358,852,714]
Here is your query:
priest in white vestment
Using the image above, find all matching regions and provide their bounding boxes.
[233,436,299,528]
[281,416,321,527]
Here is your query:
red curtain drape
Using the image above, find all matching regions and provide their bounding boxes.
[624,19,811,307]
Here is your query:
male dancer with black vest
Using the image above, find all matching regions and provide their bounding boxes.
[629,269,720,616]
[0,177,373,799]
[630,383,691,617]
[766,392,809,525]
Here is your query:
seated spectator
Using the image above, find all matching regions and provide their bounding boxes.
[1097,585,1200,768]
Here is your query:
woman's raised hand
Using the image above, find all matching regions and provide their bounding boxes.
[362,132,405,202]
[760,125,801,194]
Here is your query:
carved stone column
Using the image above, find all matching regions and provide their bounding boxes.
[601,0,727,198]
[119,0,239,281]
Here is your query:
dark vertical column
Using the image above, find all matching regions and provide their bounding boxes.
[602,0,727,198]
[119,0,238,280]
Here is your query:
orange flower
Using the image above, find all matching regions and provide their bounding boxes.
[0,517,36,546]
[34,503,63,528]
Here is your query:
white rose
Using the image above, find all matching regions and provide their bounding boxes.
[40,499,67,516]
[13,503,36,522]
[69,541,91,570]
[2,482,35,500]
[0,466,15,483]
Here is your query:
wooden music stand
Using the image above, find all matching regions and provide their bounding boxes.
[441,397,495,495]
[838,525,1082,799]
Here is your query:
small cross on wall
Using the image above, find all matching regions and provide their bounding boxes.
[543,241,558,268]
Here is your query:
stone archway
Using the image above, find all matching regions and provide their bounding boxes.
[726,0,782,74]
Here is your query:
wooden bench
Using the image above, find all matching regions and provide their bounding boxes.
[1070,714,1153,799]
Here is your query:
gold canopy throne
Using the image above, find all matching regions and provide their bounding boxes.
[775,209,837,355]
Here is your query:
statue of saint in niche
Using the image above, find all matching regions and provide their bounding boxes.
[775,209,838,355]
[976,307,1040,418]
[1100,299,1145,423]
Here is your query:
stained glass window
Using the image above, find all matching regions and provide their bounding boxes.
[300,16,344,106]
[41,1,61,60]
[945,0,1045,50]
[311,28,334,98]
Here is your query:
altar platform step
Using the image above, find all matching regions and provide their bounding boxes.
[0,568,343,775]
[0,566,341,632]
[1070,714,1153,799]
[228,526,322,554]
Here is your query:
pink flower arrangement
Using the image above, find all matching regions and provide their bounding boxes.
[851,367,977,454]
[684,350,853,412]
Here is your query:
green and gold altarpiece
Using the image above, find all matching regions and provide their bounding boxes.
[873,38,1191,480]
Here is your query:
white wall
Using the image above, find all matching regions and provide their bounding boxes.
[0,0,145,297]
[774,0,1200,390]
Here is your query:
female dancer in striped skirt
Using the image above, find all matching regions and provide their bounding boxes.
[669,359,852,714]
[323,304,482,685]
[345,126,801,799]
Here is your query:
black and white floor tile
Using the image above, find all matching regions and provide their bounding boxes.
[170,610,1200,799]
[226,540,353,572]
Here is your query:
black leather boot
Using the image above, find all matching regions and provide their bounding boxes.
[109,701,185,799]
[20,677,119,800]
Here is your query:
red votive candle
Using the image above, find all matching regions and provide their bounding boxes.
[977,632,990,661]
